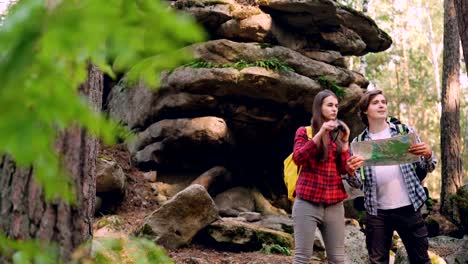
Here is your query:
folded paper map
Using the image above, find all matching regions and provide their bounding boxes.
[351,132,420,166]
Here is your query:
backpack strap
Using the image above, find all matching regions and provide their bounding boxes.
[297,126,313,174]
[387,115,408,135]
[305,126,313,139]
[396,124,406,135]
[357,131,365,142]
[359,164,365,181]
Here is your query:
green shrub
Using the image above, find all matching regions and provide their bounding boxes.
[317,76,346,98]
[261,243,291,256]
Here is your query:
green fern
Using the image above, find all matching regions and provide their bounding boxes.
[261,243,291,256]
[186,58,294,72]
[317,76,346,98]
[185,59,216,68]
[256,43,273,49]
[0,0,203,263]
[232,59,250,69]
[0,0,205,202]
[76,237,175,264]
[254,58,294,72]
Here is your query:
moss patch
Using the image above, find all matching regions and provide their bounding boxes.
[255,231,292,248]
[185,58,294,72]
[317,76,346,98]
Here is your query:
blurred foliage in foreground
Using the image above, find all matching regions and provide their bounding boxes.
[0,233,175,264]
[0,0,204,202]
[0,0,204,262]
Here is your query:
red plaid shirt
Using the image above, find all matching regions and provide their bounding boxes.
[293,126,350,204]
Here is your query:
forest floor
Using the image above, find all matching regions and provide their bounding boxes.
[97,144,296,263]
[95,144,457,264]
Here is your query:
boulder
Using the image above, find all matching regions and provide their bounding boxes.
[214,187,256,216]
[344,224,368,264]
[95,158,126,214]
[214,187,287,217]
[135,184,219,249]
[191,166,233,196]
[173,0,391,55]
[259,0,392,55]
[128,116,233,170]
[394,235,468,264]
[96,158,125,193]
[188,39,361,86]
[198,218,293,251]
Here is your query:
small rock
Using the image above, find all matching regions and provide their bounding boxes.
[183,257,209,264]
[150,182,158,193]
[239,212,262,222]
[143,171,157,182]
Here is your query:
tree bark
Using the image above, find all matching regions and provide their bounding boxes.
[424,4,442,98]
[454,0,468,72]
[0,65,102,260]
[400,4,413,125]
[440,0,463,213]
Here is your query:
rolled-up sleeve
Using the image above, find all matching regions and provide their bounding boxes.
[407,126,438,172]
[422,153,437,172]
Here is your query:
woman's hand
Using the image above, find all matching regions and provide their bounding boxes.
[409,143,432,159]
[337,121,350,143]
[346,155,365,176]
[319,120,339,134]
[313,120,338,144]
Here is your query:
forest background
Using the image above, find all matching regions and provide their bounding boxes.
[1,0,467,197]
[342,0,467,198]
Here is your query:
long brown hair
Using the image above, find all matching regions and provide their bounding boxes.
[311,89,342,161]
[358,90,384,126]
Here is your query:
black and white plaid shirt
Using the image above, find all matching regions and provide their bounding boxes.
[346,122,437,216]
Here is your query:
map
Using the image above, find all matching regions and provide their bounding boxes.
[351,133,420,166]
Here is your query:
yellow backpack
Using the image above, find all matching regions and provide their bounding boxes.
[283,126,313,202]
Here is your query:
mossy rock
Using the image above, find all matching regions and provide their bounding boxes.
[445,185,468,234]
[425,216,440,237]
[199,219,293,251]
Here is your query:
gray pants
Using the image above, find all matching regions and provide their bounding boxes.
[292,197,345,264]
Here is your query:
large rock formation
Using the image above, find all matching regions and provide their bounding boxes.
[107,0,391,205]
[170,0,391,55]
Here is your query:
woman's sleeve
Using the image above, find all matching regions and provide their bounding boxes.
[338,150,350,175]
[292,127,319,166]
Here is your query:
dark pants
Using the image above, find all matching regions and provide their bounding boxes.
[365,205,430,264]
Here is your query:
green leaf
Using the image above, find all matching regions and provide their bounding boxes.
[0,0,205,202]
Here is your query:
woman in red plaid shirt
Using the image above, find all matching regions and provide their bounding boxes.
[292,89,357,264]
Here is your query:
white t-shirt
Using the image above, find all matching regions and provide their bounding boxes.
[369,127,412,209]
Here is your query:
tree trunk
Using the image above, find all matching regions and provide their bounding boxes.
[424,4,442,98]
[394,66,402,119]
[440,0,463,213]
[454,0,468,71]
[401,26,413,124]
[0,65,102,260]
